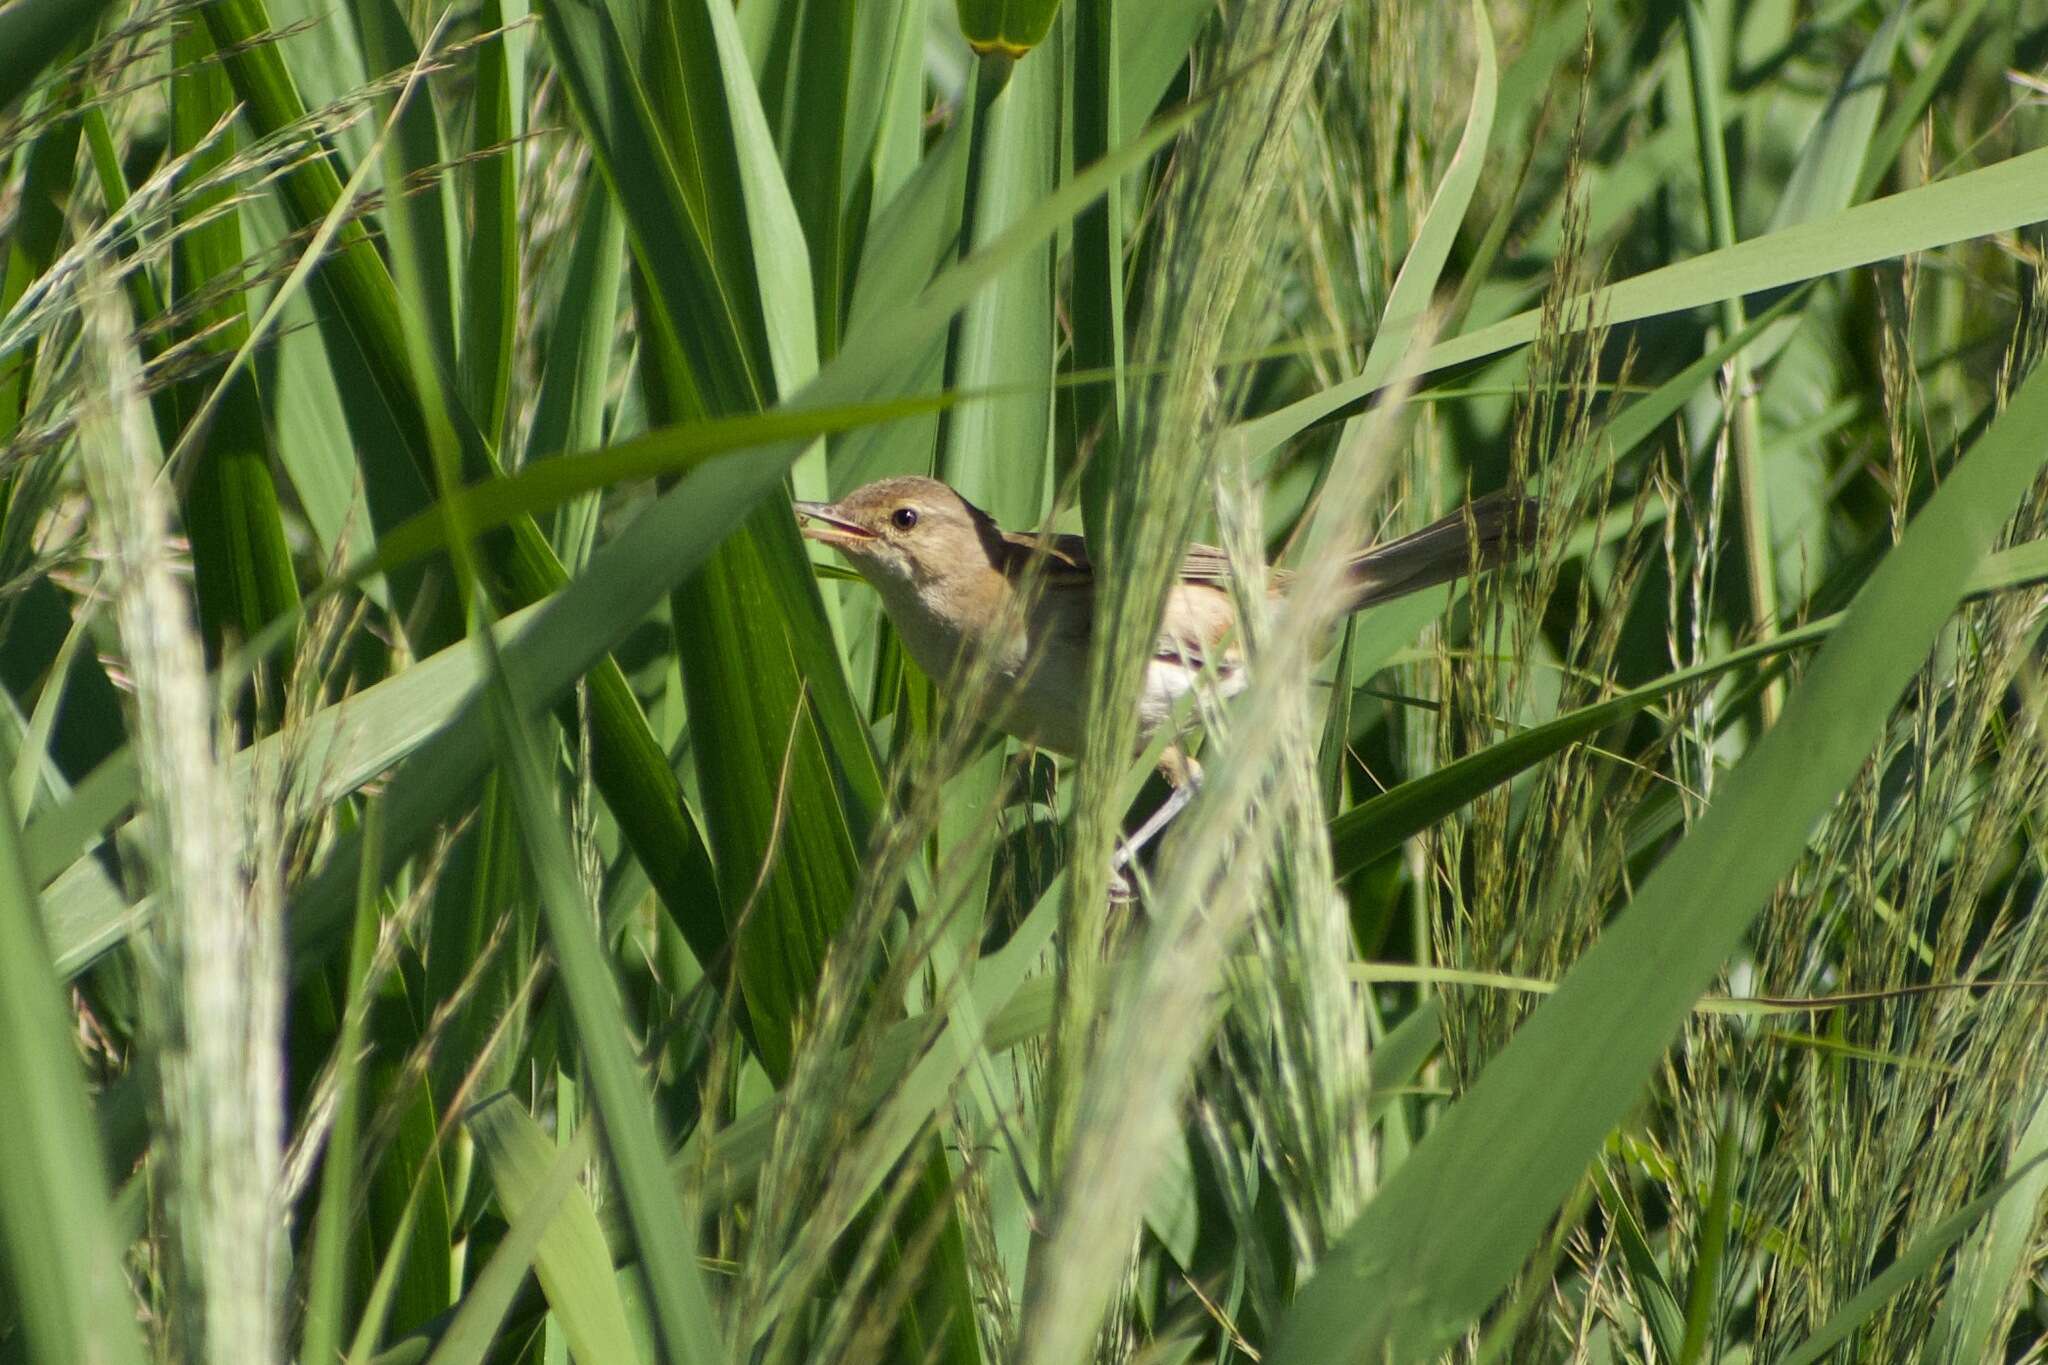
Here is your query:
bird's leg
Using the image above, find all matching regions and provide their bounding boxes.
[1109,749,1204,899]
[1112,781,1197,873]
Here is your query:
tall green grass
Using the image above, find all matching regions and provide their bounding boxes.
[3,0,2047,1361]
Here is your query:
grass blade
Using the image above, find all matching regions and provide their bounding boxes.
[1777,1151,2048,1365]
[167,17,301,687]
[467,1098,638,1365]
[486,660,724,1365]
[0,764,144,1365]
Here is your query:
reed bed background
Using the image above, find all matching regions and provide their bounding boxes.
[4,0,2048,1360]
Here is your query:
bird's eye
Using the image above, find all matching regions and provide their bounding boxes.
[891,507,919,531]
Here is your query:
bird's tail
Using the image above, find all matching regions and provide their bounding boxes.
[1344,492,1541,610]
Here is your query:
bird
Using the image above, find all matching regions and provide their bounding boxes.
[796,475,1536,889]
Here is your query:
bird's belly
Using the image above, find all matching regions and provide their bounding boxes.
[1136,656,1245,735]
[997,653,1245,757]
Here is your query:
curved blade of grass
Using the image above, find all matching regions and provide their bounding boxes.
[459,0,524,442]
[1283,0,1495,710]
[1242,144,2048,460]
[358,394,956,587]
[525,180,626,469]
[1768,2,1903,234]
[1927,1088,2048,1364]
[595,0,878,1081]
[28,594,538,973]
[23,743,135,891]
[298,798,385,1365]
[1355,0,1494,392]
[154,392,955,692]
[613,9,988,1348]
[833,115,966,500]
[1271,328,2048,1362]
[0,93,83,441]
[1069,0,1124,538]
[33,602,539,953]
[544,0,770,414]
[196,0,452,491]
[762,0,855,355]
[422,1127,591,1365]
[549,0,893,1089]
[1587,283,1809,479]
[942,48,1056,531]
[1675,1103,1740,1364]
[705,0,821,405]
[466,1099,636,1365]
[1856,0,1995,205]
[936,39,1059,922]
[1727,0,1906,391]
[350,0,459,376]
[1115,0,1210,134]
[0,778,146,1365]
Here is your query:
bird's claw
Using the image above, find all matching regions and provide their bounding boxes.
[1108,863,1137,903]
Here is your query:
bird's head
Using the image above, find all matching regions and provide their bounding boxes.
[794,476,1000,593]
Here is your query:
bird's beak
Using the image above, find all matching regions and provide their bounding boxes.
[793,500,875,548]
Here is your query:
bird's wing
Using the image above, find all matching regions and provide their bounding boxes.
[995,528,1093,581]
[996,527,1253,584]
[993,530,1258,664]
[1174,541,1238,584]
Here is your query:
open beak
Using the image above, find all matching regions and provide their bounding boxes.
[793,500,875,549]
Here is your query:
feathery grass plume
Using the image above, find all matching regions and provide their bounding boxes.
[1192,433,1394,1327]
[1047,0,1344,1230]
[1432,145,1615,1092]
[75,270,283,1364]
[1020,301,1428,1363]
[1306,0,1444,365]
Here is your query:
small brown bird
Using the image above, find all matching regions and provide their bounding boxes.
[797,476,1535,881]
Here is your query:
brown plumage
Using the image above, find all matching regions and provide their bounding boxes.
[794,475,1537,760]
